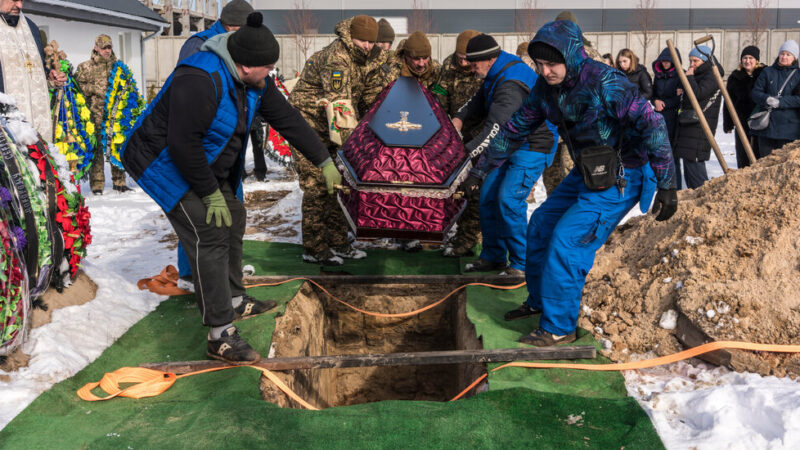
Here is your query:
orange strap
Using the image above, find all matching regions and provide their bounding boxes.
[136,265,191,296]
[449,340,800,401]
[245,277,525,318]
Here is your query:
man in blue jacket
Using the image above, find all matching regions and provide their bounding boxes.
[173,0,256,293]
[486,20,678,346]
[122,13,340,364]
[453,34,557,276]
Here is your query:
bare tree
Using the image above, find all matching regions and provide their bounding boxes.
[286,0,319,62]
[745,0,770,47]
[408,0,433,34]
[515,0,541,42]
[633,0,658,64]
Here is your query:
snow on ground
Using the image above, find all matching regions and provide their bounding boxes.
[2,112,800,448]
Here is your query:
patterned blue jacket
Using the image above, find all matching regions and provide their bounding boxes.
[488,20,676,190]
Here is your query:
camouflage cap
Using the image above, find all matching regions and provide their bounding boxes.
[95,34,112,49]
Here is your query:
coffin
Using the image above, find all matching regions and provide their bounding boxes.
[337,77,469,242]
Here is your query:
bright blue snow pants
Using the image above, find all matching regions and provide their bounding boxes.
[479,151,549,271]
[524,163,656,335]
[178,243,191,278]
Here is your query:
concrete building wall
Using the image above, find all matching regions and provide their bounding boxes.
[28,14,146,90]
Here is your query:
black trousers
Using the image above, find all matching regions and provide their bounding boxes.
[250,116,267,177]
[734,132,759,169]
[166,183,246,327]
[757,136,793,159]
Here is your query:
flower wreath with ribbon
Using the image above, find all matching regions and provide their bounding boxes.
[264,77,294,166]
[101,60,145,170]
[52,59,96,180]
[0,195,29,354]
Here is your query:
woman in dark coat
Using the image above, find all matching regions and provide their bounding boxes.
[673,45,724,189]
[617,48,652,100]
[750,40,800,157]
[723,45,765,168]
[652,48,683,147]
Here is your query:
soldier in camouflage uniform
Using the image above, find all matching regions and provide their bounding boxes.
[75,34,129,194]
[435,30,484,257]
[361,31,441,109]
[289,15,378,264]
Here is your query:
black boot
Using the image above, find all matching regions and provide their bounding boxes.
[113,185,132,193]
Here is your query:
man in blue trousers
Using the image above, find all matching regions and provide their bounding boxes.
[453,34,558,276]
[483,20,678,346]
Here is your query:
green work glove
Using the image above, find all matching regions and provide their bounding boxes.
[201,188,232,228]
[320,161,342,195]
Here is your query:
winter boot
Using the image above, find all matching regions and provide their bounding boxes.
[504,303,541,321]
[207,326,261,364]
[499,267,525,276]
[464,258,508,272]
[518,327,577,347]
[234,295,278,320]
[113,185,132,193]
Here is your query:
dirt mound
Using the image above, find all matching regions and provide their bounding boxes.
[581,141,800,377]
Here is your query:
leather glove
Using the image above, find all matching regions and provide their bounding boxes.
[202,188,232,228]
[766,96,780,108]
[320,161,342,195]
[459,174,482,195]
[651,188,678,222]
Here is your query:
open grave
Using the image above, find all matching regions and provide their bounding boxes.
[260,282,487,408]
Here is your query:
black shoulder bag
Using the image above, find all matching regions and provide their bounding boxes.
[558,118,622,191]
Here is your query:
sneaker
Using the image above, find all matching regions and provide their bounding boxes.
[499,267,525,276]
[234,294,277,320]
[504,303,541,321]
[332,244,367,260]
[302,249,344,266]
[464,259,508,272]
[442,243,475,257]
[518,327,577,347]
[113,185,132,193]
[401,239,422,252]
[177,276,195,293]
[207,326,262,365]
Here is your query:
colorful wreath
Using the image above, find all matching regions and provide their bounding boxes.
[52,59,96,179]
[264,77,294,166]
[0,193,29,354]
[101,60,144,169]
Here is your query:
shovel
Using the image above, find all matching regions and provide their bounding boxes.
[693,35,757,166]
[666,38,730,174]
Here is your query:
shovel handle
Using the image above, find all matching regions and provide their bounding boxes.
[333,184,350,195]
[694,35,713,45]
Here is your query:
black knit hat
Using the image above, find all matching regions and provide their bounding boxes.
[227,12,280,67]
[528,42,565,64]
[219,0,254,27]
[740,45,760,61]
[465,34,501,62]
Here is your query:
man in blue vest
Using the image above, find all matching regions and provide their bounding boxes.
[174,0,256,293]
[122,13,340,364]
[453,34,558,276]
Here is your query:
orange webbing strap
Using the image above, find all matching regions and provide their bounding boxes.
[137,265,192,296]
[244,278,526,319]
[78,365,319,410]
[449,340,800,401]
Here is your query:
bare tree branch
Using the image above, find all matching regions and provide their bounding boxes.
[515,0,541,42]
[408,0,433,33]
[633,0,658,63]
[286,0,319,62]
[745,0,770,47]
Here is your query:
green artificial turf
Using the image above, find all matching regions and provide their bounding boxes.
[0,241,662,449]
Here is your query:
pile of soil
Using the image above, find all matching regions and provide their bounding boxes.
[581,141,800,377]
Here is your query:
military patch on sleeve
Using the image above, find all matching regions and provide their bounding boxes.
[332,70,343,91]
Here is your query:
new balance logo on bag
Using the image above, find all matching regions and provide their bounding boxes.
[592,165,608,175]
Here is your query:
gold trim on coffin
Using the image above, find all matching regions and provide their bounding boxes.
[335,156,472,199]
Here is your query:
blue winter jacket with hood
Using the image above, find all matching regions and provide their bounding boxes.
[486,20,676,191]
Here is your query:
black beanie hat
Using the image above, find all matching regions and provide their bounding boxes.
[740,45,760,61]
[528,42,565,64]
[219,0,254,27]
[227,12,280,67]
[465,34,501,62]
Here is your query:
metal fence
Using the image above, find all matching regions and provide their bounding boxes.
[145,28,800,90]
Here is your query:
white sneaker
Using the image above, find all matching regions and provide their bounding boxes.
[177,277,195,293]
[332,245,367,260]
[302,250,344,266]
